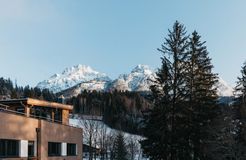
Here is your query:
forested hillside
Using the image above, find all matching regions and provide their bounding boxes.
[0,77,56,101]
[66,90,153,134]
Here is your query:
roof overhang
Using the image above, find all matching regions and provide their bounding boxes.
[0,98,73,111]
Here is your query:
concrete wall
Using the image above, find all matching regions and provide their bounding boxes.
[0,112,39,141]
[0,112,83,160]
[39,120,83,160]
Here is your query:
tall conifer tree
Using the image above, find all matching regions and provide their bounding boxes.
[141,22,220,159]
[141,21,190,159]
[236,61,246,104]
[113,132,128,160]
[186,31,218,159]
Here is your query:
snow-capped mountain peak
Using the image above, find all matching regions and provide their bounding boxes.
[37,65,111,93]
[62,65,96,75]
[216,77,234,97]
[131,64,153,74]
[37,64,234,98]
[110,64,155,91]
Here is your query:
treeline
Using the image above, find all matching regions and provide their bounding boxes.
[67,90,153,134]
[0,77,56,101]
[141,21,246,160]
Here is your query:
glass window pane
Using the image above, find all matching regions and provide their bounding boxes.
[0,139,19,158]
[67,143,76,156]
[48,142,61,156]
[28,141,34,157]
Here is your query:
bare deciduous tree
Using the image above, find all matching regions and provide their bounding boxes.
[79,115,100,160]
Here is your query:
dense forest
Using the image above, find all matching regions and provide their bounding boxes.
[67,90,153,134]
[0,77,56,101]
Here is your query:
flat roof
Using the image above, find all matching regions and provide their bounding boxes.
[0,98,73,111]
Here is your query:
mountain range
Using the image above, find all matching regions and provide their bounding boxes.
[37,64,234,97]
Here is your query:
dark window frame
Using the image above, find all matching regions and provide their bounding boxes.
[48,142,61,157]
[54,109,62,123]
[28,141,35,157]
[0,139,19,158]
[67,143,77,156]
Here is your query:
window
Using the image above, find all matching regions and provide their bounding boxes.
[30,107,53,121]
[54,109,62,123]
[67,143,77,156]
[28,141,34,157]
[48,142,61,156]
[0,139,19,158]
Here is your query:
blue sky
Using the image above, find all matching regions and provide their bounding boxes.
[0,0,245,87]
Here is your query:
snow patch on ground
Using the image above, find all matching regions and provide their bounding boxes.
[69,116,148,160]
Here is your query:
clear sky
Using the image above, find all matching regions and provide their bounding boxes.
[0,0,245,87]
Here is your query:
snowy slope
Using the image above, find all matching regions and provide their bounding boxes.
[215,77,234,97]
[108,64,155,91]
[37,65,111,93]
[109,65,234,96]
[37,64,234,97]
[59,80,110,97]
[69,116,147,160]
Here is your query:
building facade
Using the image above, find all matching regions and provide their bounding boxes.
[0,98,83,160]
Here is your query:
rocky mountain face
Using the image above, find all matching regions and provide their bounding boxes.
[37,64,234,98]
[216,77,234,97]
[37,64,111,93]
[108,65,155,92]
